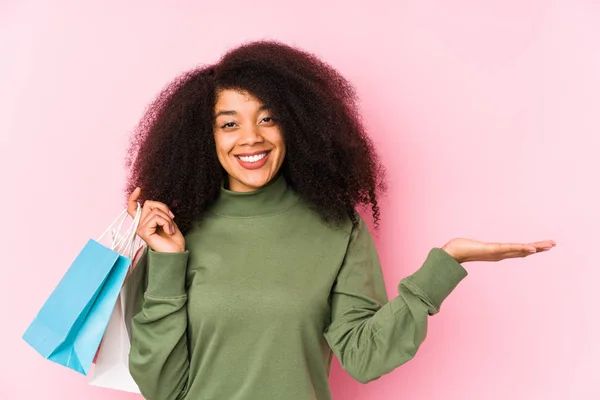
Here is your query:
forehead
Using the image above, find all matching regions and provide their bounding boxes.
[214,89,264,111]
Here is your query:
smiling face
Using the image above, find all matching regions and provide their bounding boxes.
[213,89,286,192]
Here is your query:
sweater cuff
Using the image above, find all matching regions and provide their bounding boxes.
[146,249,189,297]
[400,247,468,313]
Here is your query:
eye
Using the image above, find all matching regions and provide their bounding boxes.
[261,117,276,124]
[220,122,237,129]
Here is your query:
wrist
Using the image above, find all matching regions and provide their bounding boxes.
[441,243,464,264]
[146,237,186,253]
[153,248,185,254]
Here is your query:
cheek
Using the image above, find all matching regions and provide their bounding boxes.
[272,130,285,152]
[214,135,232,159]
[278,136,286,160]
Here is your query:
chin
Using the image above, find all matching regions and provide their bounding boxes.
[234,171,274,191]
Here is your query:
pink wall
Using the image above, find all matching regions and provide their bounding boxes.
[2,1,598,399]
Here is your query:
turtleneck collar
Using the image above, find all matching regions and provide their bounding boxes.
[208,173,300,218]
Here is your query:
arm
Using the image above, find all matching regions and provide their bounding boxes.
[323,216,468,384]
[126,248,190,400]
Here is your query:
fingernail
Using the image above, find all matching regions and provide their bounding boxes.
[529,248,537,253]
[169,211,175,218]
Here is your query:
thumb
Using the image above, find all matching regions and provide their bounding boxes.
[127,187,141,218]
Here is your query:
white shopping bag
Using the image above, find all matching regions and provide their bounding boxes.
[89,232,146,393]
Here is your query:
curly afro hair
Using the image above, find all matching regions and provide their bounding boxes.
[125,40,386,233]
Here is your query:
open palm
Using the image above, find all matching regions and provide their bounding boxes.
[442,238,556,263]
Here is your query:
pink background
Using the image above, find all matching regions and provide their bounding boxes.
[1,1,598,399]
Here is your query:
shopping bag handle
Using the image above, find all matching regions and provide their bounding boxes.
[117,204,142,257]
[97,203,143,257]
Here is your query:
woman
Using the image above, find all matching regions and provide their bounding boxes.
[123,41,555,400]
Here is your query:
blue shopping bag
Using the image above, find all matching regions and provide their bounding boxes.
[22,205,142,375]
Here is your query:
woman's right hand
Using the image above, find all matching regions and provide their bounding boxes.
[128,187,186,253]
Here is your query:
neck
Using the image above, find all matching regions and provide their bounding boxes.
[208,174,299,218]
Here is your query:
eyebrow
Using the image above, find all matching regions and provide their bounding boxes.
[214,105,269,118]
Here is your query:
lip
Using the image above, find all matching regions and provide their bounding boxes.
[235,150,271,157]
[235,151,270,170]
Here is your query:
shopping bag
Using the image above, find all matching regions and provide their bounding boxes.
[123,244,149,343]
[88,239,146,394]
[22,204,142,375]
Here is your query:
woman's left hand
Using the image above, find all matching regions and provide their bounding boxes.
[441,238,556,263]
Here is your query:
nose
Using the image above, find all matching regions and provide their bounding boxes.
[238,125,264,146]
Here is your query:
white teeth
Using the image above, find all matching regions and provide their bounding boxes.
[238,152,267,163]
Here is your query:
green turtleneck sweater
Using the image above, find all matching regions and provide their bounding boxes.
[126,175,468,400]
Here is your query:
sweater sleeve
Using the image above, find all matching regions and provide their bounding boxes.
[126,248,191,400]
[323,216,468,384]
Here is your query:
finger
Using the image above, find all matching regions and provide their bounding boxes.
[141,208,175,235]
[141,210,173,235]
[141,199,175,222]
[140,213,173,236]
[127,187,141,218]
[529,240,557,250]
[491,242,537,254]
[504,245,554,259]
[152,208,177,235]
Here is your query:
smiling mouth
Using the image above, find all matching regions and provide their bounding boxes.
[235,151,270,163]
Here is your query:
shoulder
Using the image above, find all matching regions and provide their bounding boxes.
[293,198,357,236]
